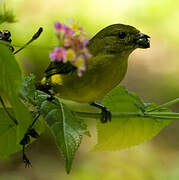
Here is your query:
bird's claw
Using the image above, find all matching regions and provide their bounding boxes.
[47,94,55,101]
[101,107,111,123]
[90,102,112,123]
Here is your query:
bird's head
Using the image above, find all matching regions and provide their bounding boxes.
[88,24,150,56]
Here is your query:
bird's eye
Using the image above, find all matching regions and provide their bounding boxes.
[117,32,126,39]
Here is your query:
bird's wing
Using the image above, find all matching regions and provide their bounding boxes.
[44,61,77,78]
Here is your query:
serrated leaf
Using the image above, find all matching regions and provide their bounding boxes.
[20,74,36,102]
[93,86,172,150]
[39,97,87,173]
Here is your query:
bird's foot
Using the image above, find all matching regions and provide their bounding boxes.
[101,106,112,123]
[46,94,55,101]
[90,102,111,123]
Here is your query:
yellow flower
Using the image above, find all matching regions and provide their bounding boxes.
[75,56,86,70]
[66,49,76,61]
[80,31,88,38]
[71,22,83,32]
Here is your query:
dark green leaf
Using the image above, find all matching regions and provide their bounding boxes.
[39,97,87,173]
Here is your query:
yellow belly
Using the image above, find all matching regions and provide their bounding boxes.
[52,55,128,103]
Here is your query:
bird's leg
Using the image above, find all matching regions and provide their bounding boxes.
[90,102,111,123]
[46,93,55,101]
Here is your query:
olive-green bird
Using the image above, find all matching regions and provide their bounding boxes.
[40,24,150,123]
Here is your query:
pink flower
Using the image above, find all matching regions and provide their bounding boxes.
[64,26,75,36]
[50,20,93,77]
[82,39,89,47]
[49,48,66,62]
[63,37,72,47]
[54,22,66,33]
[77,70,83,77]
[79,32,89,46]
[82,48,92,59]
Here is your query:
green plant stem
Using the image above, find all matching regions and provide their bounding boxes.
[74,98,179,120]
[146,112,179,116]
[147,98,179,112]
[54,97,179,120]
[76,112,142,119]
[76,111,179,120]
[146,115,179,119]
[19,93,179,121]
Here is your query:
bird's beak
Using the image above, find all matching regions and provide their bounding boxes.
[135,33,150,49]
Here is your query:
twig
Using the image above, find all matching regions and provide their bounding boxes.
[13,27,43,54]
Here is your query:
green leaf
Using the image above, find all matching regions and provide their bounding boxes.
[0,108,21,157]
[0,44,32,142]
[0,47,44,157]
[20,74,36,103]
[0,108,15,137]
[39,96,87,174]
[0,108,44,157]
[93,86,172,150]
[19,74,45,138]
[0,44,22,98]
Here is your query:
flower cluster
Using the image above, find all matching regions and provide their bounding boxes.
[49,20,92,77]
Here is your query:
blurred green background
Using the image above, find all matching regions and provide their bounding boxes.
[0,0,179,179]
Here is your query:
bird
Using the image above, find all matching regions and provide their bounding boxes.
[39,23,150,123]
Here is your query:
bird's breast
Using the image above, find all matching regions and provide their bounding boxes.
[53,54,128,103]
